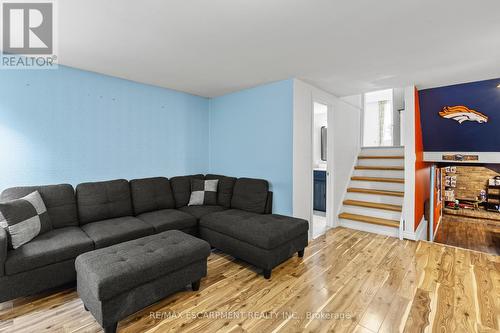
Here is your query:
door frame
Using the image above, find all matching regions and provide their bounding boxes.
[311,92,335,234]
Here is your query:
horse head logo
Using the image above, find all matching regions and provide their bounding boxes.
[439,106,488,124]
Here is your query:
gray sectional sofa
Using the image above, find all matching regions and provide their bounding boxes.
[0,174,309,302]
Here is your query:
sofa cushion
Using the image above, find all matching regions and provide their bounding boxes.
[200,209,309,249]
[75,230,211,301]
[76,179,133,224]
[1,184,78,228]
[178,205,226,220]
[130,177,175,215]
[170,174,204,208]
[188,179,218,206]
[137,209,197,233]
[205,174,237,208]
[81,216,153,249]
[230,178,269,214]
[0,191,53,249]
[5,227,94,275]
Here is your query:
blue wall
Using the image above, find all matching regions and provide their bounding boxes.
[0,68,294,214]
[209,80,294,215]
[0,66,209,190]
[419,78,500,151]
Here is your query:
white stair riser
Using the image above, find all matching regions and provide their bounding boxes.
[360,147,404,156]
[353,169,404,178]
[357,159,405,167]
[339,219,400,238]
[345,192,404,205]
[349,180,404,192]
[341,206,401,220]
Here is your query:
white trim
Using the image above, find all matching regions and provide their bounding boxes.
[312,92,335,232]
[399,196,405,240]
[339,219,399,238]
[362,146,404,149]
[403,217,428,240]
[424,152,500,164]
[359,93,365,147]
[432,215,442,241]
[429,165,436,241]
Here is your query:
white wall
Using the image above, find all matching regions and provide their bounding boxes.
[293,79,362,236]
[293,79,314,224]
[402,85,417,238]
[331,99,362,219]
[341,95,363,109]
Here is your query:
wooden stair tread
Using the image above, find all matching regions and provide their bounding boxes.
[343,200,402,212]
[338,212,400,228]
[347,188,404,197]
[351,176,404,183]
[354,166,404,171]
[358,155,404,159]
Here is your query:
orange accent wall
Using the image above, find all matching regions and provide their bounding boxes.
[414,88,431,231]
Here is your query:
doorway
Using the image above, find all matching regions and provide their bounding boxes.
[363,88,404,147]
[312,102,328,238]
[431,164,500,255]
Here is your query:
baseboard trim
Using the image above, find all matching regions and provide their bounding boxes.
[403,217,428,241]
[339,219,400,238]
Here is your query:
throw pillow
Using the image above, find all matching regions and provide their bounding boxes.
[0,191,52,249]
[188,179,219,206]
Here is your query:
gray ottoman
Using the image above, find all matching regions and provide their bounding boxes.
[75,230,210,333]
[200,211,309,279]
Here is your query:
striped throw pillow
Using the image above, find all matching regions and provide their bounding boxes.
[0,191,52,249]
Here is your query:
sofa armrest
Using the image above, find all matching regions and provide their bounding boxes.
[264,191,273,214]
[0,227,7,276]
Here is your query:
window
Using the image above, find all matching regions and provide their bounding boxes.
[363,89,394,147]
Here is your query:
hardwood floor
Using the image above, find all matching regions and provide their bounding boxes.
[435,214,500,255]
[0,227,498,333]
[443,207,500,222]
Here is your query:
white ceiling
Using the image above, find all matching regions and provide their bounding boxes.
[58,0,500,97]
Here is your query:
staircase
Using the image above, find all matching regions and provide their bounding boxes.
[338,147,405,239]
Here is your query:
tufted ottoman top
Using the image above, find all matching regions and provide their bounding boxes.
[75,230,210,301]
[200,211,309,250]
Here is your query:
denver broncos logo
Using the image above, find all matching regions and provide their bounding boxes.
[439,105,488,124]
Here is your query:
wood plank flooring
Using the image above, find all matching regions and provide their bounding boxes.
[434,214,500,255]
[0,227,498,333]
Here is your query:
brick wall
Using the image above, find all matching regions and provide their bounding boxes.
[444,165,500,200]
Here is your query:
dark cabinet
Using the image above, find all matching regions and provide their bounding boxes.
[313,170,327,212]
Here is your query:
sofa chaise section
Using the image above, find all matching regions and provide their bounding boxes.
[0,184,94,302]
[199,178,309,279]
[77,179,154,248]
[200,210,308,279]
